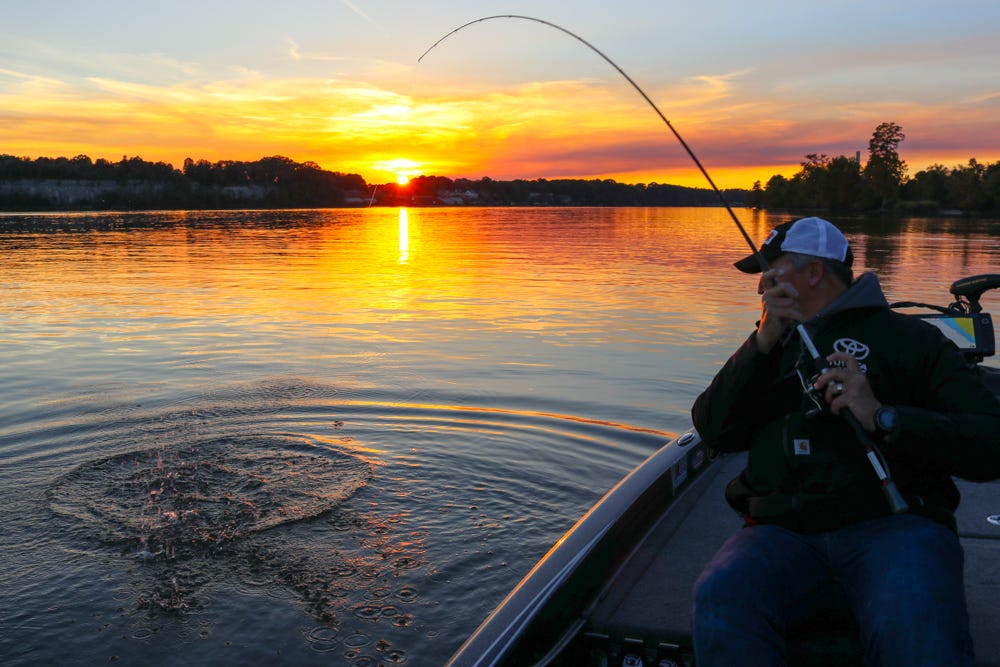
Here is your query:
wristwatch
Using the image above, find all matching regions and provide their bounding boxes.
[873,405,900,442]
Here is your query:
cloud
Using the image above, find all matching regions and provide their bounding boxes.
[1,34,996,190]
[339,0,380,29]
[684,68,755,103]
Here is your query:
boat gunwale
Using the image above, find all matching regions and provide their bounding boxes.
[446,428,710,667]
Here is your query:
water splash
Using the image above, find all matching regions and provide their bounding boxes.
[49,434,371,561]
[46,433,377,616]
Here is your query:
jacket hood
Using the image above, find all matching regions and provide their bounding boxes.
[815,271,888,320]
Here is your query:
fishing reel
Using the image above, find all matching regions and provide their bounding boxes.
[792,324,909,514]
[792,329,830,419]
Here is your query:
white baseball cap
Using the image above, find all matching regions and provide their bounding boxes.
[734,217,853,273]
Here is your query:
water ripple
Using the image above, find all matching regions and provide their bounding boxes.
[3,377,670,666]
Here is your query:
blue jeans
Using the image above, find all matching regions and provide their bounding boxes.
[691,514,973,666]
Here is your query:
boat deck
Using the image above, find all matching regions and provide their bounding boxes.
[586,452,1000,666]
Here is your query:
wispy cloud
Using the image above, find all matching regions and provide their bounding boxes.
[339,0,380,29]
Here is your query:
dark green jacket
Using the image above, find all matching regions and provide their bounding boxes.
[692,272,1000,532]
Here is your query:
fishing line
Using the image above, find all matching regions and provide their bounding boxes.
[420,17,911,513]
[418,13,769,272]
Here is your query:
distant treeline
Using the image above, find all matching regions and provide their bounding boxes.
[0,154,366,210]
[5,129,995,214]
[0,153,746,211]
[750,157,1000,215]
[748,123,1000,215]
[400,174,747,207]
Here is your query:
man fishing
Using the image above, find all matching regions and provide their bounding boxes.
[690,216,1000,666]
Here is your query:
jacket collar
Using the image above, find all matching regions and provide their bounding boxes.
[814,271,888,321]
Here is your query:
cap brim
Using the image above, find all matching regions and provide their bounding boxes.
[734,246,779,273]
[734,253,764,273]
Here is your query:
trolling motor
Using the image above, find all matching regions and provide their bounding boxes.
[794,324,910,515]
[891,274,999,365]
[950,274,1000,314]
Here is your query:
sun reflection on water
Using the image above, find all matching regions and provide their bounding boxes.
[398,208,409,264]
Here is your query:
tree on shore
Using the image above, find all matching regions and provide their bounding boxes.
[758,122,998,214]
[863,121,907,210]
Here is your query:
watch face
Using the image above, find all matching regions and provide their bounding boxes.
[877,407,897,431]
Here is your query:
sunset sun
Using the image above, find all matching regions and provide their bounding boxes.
[373,157,420,186]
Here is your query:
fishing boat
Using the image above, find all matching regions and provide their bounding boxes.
[447,274,1000,667]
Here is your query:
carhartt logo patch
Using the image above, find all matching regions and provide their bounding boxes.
[793,439,811,455]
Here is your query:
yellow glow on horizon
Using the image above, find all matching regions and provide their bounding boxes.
[2,66,996,192]
[583,164,803,190]
[372,157,421,185]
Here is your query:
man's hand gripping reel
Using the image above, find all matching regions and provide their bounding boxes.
[795,324,909,515]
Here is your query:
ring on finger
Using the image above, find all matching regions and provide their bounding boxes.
[834,383,845,396]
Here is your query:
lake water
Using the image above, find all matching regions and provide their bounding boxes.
[2,207,998,666]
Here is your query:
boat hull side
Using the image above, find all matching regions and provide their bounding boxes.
[446,429,711,667]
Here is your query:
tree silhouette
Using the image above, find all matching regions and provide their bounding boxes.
[863,122,907,210]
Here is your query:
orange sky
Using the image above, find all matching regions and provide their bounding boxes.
[2,2,998,189]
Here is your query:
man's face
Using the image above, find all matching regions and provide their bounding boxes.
[757,253,813,295]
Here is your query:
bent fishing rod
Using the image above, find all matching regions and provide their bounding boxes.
[419,14,907,514]
[418,14,768,271]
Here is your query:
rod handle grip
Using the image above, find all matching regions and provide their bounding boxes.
[843,408,910,514]
[883,479,910,514]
